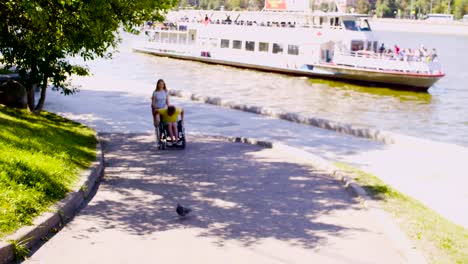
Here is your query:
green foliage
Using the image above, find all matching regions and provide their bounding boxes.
[376,0,390,17]
[454,0,468,18]
[0,106,96,238]
[181,0,467,18]
[9,238,31,262]
[230,0,242,10]
[376,0,398,17]
[356,0,371,13]
[179,0,189,8]
[0,0,177,112]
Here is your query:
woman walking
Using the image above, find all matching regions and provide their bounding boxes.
[151,79,170,146]
[151,79,170,126]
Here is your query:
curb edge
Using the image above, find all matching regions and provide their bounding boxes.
[0,136,104,264]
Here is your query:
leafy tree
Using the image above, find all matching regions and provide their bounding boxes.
[319,2,332,11]
[0,0,176,113]
[432,0,447,13]
[376,0,391,16]
[181,0,467,16]
[454,0,468,18]
[356,0,372,13]
[240,0,249,9]
[256,0,266,10]
[179,0,189,9]
[416,0,431,15]
[199,0,209,9]
[230,0,242,10]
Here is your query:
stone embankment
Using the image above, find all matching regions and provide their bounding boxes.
[168,89,411,144]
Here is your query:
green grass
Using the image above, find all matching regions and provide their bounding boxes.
[0,68,15,74]
[335,162,468,264]
[9,238,30,262]
[0,106,96,238]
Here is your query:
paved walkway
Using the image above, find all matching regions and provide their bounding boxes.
[27,134,409,263]
[45,89,468,229]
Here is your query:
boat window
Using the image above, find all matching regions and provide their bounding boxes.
[343,20,358,31]
[179,34,187,44]
[366,41,372,51]
[210,38,218,48]
[161,32,169,43]
[259,42,269,52]
[373,41,378,52]
[330,17,340,27]
[273,43,284,54]
[221,39,230,48]
[351,40,364,51]
[288,45,299,55]
[359,19,371,31]
[245,41,255,51]
[233,40,242,49]
[153,32,160,42]
[169,33,177,43]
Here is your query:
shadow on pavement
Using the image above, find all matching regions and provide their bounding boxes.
[75,133,364,249]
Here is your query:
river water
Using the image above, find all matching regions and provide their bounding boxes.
[83,29,468,147]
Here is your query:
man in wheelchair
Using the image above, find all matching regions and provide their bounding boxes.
[155,105,185,148]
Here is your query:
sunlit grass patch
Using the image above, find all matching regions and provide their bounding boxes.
[335,162,468,264]
[0,106,96,238]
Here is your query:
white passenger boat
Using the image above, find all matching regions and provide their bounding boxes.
[133,5,444,91]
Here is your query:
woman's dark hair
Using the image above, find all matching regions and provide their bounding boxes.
[156,79,167,91]
[167,105,176,116]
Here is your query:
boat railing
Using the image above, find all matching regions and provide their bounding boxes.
[333,51,443,74]
[144,19,349,31]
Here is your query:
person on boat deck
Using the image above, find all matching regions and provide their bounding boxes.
[394,45,400,55]
[379,43,386,54]
[399,49,406,61]
[430,48,438,62]
[204,14,211,24]
[151,79,170,127]
[156,105,184,144]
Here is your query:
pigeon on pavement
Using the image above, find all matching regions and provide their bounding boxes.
[176,204,191,217]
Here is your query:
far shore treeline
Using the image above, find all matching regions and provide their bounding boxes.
[177,0,468,19]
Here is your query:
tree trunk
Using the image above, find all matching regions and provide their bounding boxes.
[34,77,48,114]
[26,85,35,112]
[26,61,38,113]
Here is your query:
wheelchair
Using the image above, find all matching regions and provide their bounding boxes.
[155,120,186,150]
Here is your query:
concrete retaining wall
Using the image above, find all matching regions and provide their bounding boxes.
[169,89,398,144]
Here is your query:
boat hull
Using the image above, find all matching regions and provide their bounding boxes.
[314,64,444,90]
[133,47,443,91]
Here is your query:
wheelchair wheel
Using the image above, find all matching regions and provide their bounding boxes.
[180,137,186,149]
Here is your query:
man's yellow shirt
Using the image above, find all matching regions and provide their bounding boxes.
[157,108,182,123]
